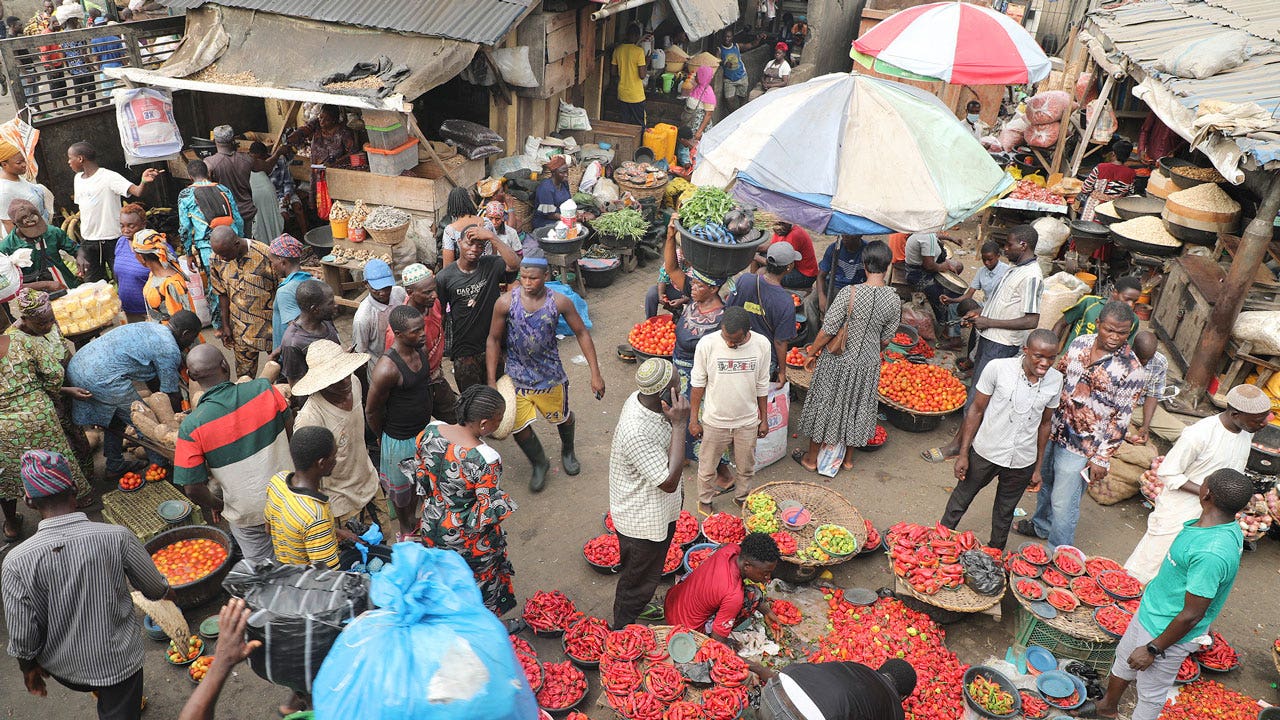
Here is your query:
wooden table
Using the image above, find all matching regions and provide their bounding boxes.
[545,249,586,297]
[320,260,370,310]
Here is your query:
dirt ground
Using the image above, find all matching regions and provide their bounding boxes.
[1,235,1278,719]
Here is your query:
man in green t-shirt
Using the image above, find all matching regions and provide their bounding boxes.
[1052,276,1141,352]
[1085,468,1253,720]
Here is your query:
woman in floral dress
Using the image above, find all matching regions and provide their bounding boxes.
[412,385,517,614]
[0,318,87,541]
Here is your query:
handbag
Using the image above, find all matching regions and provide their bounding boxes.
[824,286,873,357]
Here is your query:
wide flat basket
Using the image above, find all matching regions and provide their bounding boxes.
[615,177,668,204]
[893,562,1005,614]
[741,481,867,567]
[879,394,961,433]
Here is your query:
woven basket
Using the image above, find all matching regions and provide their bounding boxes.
[568,163,586,194]
[508,197,534,233]
[616,177,668,205]
[132,592,190,645]
[893,562,1005,613]
[365,221,410,246]
[594,625,716,714]
[786,365,812,390]
[1012,588,1115,643]
[742,481,867,567]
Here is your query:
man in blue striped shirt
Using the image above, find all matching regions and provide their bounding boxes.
[3,450,170,720]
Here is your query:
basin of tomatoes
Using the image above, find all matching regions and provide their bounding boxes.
[188,655,213,683]
[151,538,229,586]
[118,471,144,492]
[785,347,807,368]
[166,635,204,665]
[628,316,676,357]
[685,545,715,571]
[145,463,167,482]
[864,425,887,448]
[879,361,966,413]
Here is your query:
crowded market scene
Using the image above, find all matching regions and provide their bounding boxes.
[1,0,1280,719]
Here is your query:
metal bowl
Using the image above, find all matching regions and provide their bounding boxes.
[1161,218,1218,247]
[1113,195,1166,220]
[304,225,334,250]
[1109,229,1182,258]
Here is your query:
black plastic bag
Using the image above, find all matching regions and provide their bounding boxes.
[960,550,1005,596]
[222,560,370,694]
[439,119,503,147]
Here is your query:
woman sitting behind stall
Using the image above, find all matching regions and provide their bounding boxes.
[794,241,901,472]
[286,104,356,167]
[1078,139,1136,222]
[411,385,519,616]
[133,228,198,326]
[112,203,153,322]
[440,186,483,266]
[0,199,87,292]
[531,155,572,231]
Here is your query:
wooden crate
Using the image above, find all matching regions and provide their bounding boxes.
[585,120,643,167]
[516,10,579,99]
[324,158,485,215]
[102,481,205,543]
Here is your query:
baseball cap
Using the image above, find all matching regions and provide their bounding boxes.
[766,242,801,265]
[363,259,394,290]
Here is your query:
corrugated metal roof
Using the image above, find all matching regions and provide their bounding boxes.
[161,0,537,45]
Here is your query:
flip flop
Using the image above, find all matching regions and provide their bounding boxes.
[637,602,665,622]
[697,504,714,518]
[616,344,637,363]
[920,447,951,463]
[790,448,817,472]
[712,483,735,497]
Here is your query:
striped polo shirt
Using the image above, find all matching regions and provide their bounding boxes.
[174,378,293,528]
[264,472,339,568]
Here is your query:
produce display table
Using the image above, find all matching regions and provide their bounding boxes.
[545,248,586,297]
[103,481,204,543]
[320,259,371,310]
[992,197,1070,214]
[1011,588,1115,644]
[740,481,867,570]
[1011,596,1117,675]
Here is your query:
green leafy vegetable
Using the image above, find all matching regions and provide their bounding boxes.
[678,186,735,228]
[591,208,650,241]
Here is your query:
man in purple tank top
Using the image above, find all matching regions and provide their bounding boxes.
[487,255,606,491]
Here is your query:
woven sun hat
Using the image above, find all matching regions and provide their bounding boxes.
[490,375,519,440]
[290,340,370,397]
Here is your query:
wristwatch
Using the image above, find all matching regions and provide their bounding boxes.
[1145,642,1165,659]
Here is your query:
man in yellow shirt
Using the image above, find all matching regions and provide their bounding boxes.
[264,426,360,568]
[612,23,649,126]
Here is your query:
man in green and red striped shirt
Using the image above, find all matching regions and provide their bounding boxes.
[175,345,293,562]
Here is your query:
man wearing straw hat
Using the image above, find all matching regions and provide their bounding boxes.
[2,450,170,720]
[609,358,689,627]
[294,339,386,527]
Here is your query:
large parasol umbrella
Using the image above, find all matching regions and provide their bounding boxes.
[691,72,1013,234]
[852,1,1051,85]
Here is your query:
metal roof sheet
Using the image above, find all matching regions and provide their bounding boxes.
[161,0,537,45]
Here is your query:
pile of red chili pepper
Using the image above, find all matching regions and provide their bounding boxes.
[564,712,590,720]
[536,661,587,710]
[697,640,751,687]
[1046,588,1079,612]
[888,522,980,595]
[1096,569,1144,599]
[1007,556,1041,578]
[1043,689,1080,710]
[1040,567,1068,588]
[1193,631,1240,671]
[910,339,935,359]
[643,662,685,701]
[1094,604,1133,636]
[563,615,610,663]
[1069,576,1111,606]
[584,533,621,568]
[1158,681,1261,720]
[515,648,541,691]
[772,599,802,625]
[1176,656,1200,683]
[1052,549,1084,576]
[1118,597,1140,613]
[1019,543,1050,565]
[605,512,616,533]
[809,593,968,720]
[701,512,745,544]
[606,624,656,661]
[771,531,798,556]
[1084,555,1122,578]
[664,700,705,720]
[1014,578,1044,600]
[673,510,700,545]
[523,590,577,633]
[1019,690,1049,719]
[601,655,643,695]
[700,686,749,720]
[860,520,881,554]
[660,542,684,574]
[613,691,664,720]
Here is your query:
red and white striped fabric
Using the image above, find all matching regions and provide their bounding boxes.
[853,1,1051,85]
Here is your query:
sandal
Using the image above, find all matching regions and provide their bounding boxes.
[920,447,952,464]
[790,448,817,472]
[712,483,735,498]
[637,602,665,622]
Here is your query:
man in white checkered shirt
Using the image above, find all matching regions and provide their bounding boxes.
[609,358,689,628]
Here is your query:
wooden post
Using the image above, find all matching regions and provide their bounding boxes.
[405,114,459,188]
[1049,35,1083,175]
[270,101,300,154]
[1068,73,1115,177]
[1178,172,1280,408]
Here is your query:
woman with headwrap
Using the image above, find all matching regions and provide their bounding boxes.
[5,289,95,505]
[0,198,87,291]
[112,202,156,322]
[134,229,197,325]
[532,155,572,231]
[0,291,91,539]
[0,140,54,234]
[681,65,718,140]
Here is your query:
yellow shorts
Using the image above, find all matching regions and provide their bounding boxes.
[514,382,570,431]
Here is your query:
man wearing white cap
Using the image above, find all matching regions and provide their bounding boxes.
[608,358,688,627]
[294,340,386,527]
[1123,383,1272,582]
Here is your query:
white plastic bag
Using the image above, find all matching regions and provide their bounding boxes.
[1032,216,1070,258]
[579,160,603,193]
[1086,99,1118,144]
[178,255,212,326]
[492,46,539,87]
[0,252,23,304]
[753,382,791,471]
[1232,311,1280,355]
[816,444,844,478]
[113,87,183,164]
[1155,32,1249,80]
[556,100,592,132]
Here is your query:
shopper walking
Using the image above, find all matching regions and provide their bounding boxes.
[690,307,771,514]
[794,241,900,472]
[207,226,276,378]
[386,263,457,423]
[609,358,689,627]
[267,233,313,350]
[350,258,405,375]
[277,279,339,387]
[487,256,605,492]
[939,329,1063,549]
[437,226,520,391]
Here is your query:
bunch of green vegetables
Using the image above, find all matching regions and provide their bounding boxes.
[678,187,735,228]
[591,208,649,241]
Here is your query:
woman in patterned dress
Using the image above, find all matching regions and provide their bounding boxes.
[133,229,197,325]
[4,289,94,507]
[0,315,88,541]
[411,385,518,615]
[794,241,901,472]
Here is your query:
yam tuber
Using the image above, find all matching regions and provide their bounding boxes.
[143,392,176,426]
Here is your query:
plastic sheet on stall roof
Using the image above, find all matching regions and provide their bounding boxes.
[290,56,409,99]
[960,549,1004,596]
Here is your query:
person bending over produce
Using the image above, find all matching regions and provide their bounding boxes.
[755,658,918,720]
[663,531,780,645]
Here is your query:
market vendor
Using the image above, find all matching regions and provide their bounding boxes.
[66,312,202,481]
[1052,276,1141,350]
[286,105,356,167]
[1123,384,1270,583]
[531,155,572,231]
[663,532,780,644]
[0,198,87,290]
[756,659,918,720]
[903,230,963,348]
[754,220,817,289]
[815,234,867,316]
[961,100,988,140]
[1077,139,1136,222]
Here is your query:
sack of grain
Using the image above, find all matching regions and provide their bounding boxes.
[1038,271,1090,330]
[1154,32,1249,80]
[1232,310,1280,355]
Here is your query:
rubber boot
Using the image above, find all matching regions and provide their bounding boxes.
[558,420,581,476]
[515,432,551,492]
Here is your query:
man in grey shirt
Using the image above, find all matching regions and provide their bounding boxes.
[939,329,1063,549]
[3,450,170,720]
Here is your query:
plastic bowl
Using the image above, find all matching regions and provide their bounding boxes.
[1026,645,1057,675]
[682,542,719,575]
[157,499,193,524]
[962,665,1021,719]
[813,524,858,557]
[781,506,811,530]
[165,636,205,666]
[142,614,169,642]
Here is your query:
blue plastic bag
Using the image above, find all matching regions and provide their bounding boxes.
[547,280,590,336]
[312,543,539,720]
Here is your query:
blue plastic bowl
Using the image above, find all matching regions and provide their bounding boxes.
[1026,645,1057,674]
[682,542,719,575]
[1035,670,1075,700]
[142,615,168,642]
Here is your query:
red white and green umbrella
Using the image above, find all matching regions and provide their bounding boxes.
[852,1,1051,85]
